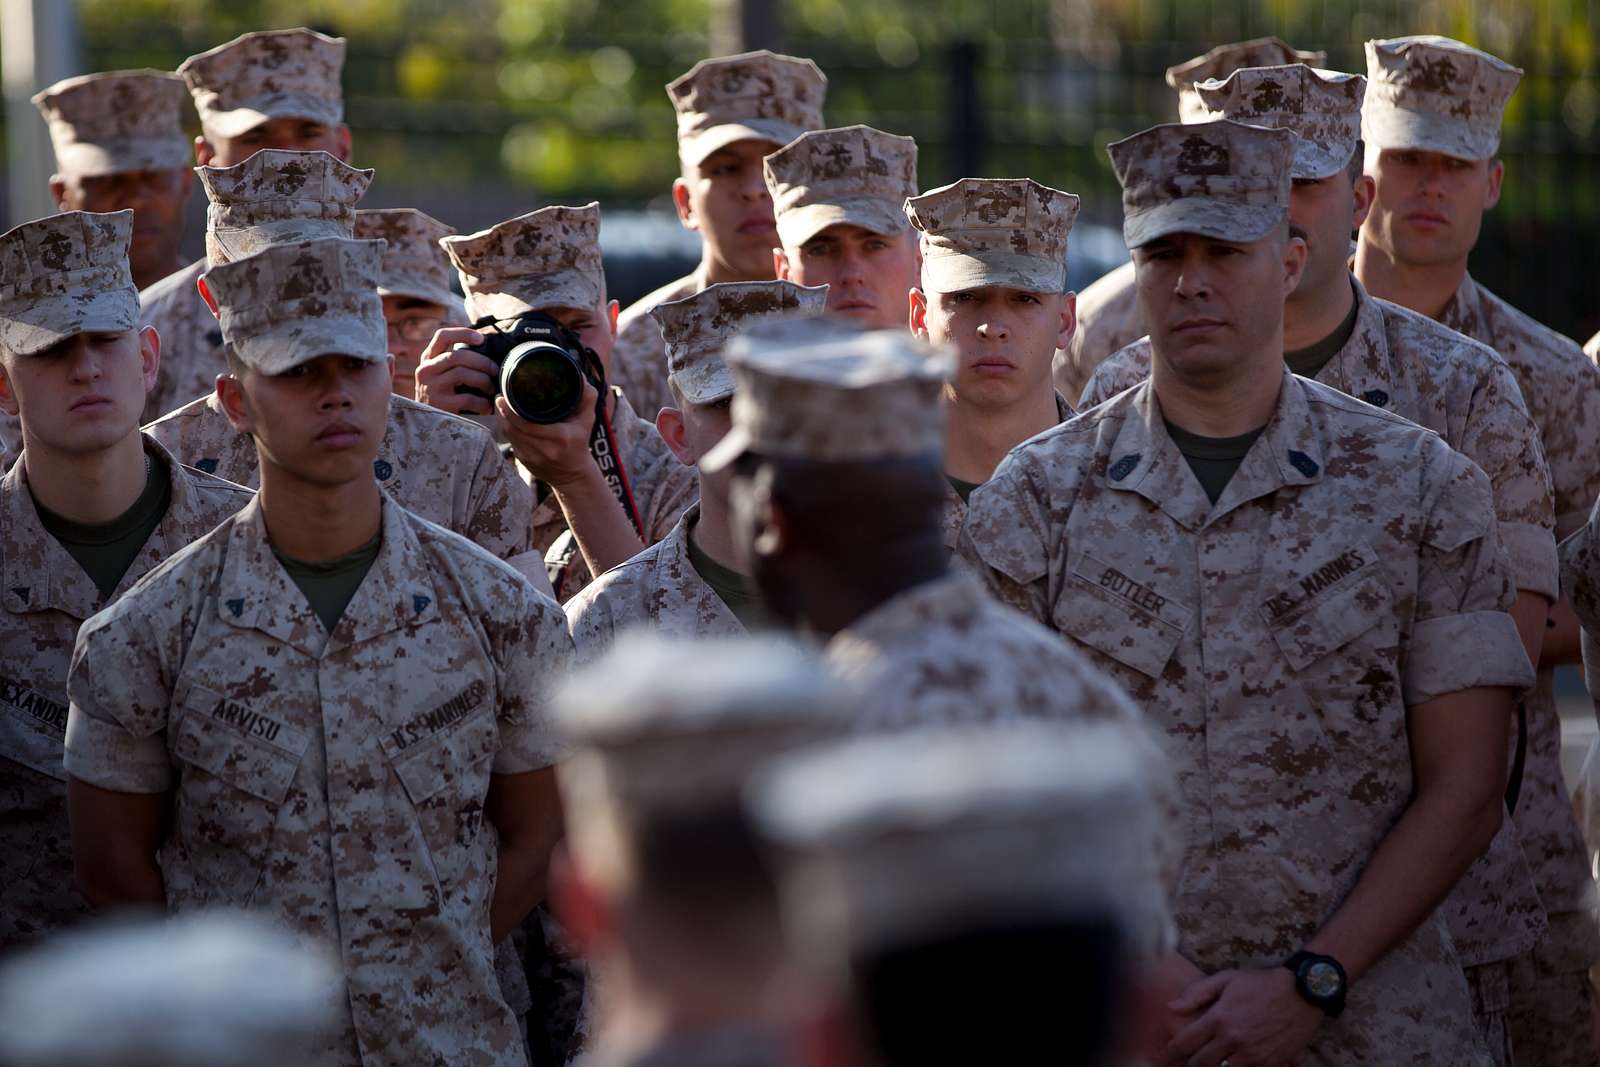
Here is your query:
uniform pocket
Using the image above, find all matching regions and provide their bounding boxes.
[381,702,499,900]
[1054,552,1188,680]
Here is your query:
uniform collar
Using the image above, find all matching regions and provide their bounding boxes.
[1437,272,1486,339]
[1311,276,1400,412]
[216,489,440,656]
[1103,372,1326,530]
[1,434,224,619]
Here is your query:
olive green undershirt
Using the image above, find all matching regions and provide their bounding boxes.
[686,522,769,629]
[1164,419,1267,506]
[36,452,172,600]
[274,531,383,634]
[947,475,983,505]
[1284,287,1361,381]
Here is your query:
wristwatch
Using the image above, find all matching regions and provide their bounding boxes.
[1283,950,1348,1018]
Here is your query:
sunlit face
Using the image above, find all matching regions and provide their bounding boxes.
[0,328,156,455]
[913,284,1072,411]
[55,169,192,282]
[199,116,351,167]
[777,224,919,330]
[676,139,781,280]
[222,353,391,487]
[1361,147,1502,268]
[383,296,448,400]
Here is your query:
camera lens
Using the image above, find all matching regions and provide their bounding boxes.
[501,341,584,424]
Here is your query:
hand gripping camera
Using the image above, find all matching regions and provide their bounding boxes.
[458,311,605,424]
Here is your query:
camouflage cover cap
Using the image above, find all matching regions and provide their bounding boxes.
[1362,35,1522,161]
[1196,64,1366,180]
[764,125,919,249]
[669,50,827,167]
[905,178,1079,294]
[178,28,345,140]
[356,208,458,308]
[1165,37,1328,122]
[440,203,603,323]
[0,912,342,1067]
[555,633,852,815]
[751,722,1178,963]
[0,210,138,357]
[202,236,387,374]
[652,280,830,405]
[198,149,372,266]
[700,318,953,473]
[31,70,190,177]
[1109,119,1297,248]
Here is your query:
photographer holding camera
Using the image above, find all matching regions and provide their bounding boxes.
[419,204,695,601]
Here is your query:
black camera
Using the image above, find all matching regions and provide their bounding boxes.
[457,311,603,424]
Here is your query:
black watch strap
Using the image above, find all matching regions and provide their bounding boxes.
[1283,950,1348,1018]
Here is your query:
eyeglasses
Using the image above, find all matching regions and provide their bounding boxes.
[388,314,444,342]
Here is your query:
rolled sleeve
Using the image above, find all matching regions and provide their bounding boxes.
[63,611,175,794]
[1402,609,1535,706]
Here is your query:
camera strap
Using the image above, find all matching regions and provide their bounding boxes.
[546,386,646,598]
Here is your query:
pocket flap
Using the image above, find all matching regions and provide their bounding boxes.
[1265,568,1388,672]
[173,684,308,806]
[385,704,498,805]
[1056,553,1188,678]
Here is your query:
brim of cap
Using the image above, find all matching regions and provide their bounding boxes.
[1362,105,1498,161]
[1292,136,1358,180]
[376,271,458,310]
[920,250,1065,295]
[53,137,191,178]
[199,94,343,140]
[207,219,352,266]
[679,119,801,167]
[465,280,601,324]
[1123,199,1286,248]
[230,311,388,375]
[0,286,139,356]
[671,360,735,407]
[775,199,910,251]
[698,423,754,475]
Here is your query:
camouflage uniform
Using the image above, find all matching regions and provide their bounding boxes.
[1052,37,1324,404]
[355,208,468,325]
[940,392,1073,553]
[140,29,348,425]
[565,281,828,657]
[65,234,570,1067]
[145,392,533,563]
[197,148,370,265]
[963,119,1532,1063]
[763,124,918,253]
[1362,38,1600,1059]
[15,70,192,456]
[441,204,696,601]
[611,51,827,418]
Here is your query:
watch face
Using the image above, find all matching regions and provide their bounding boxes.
[1304,960,1343,999]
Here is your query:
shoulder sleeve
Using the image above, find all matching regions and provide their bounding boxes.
[563,576,619,669]
[489,580,574,774]
[465,434,534,561]
[958,454,1056,625]
[1403,447,1535,705]
[1455,359,1558,601]
[64,597,180,793]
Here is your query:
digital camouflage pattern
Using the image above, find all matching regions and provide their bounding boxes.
[651,279,829,405]
[32,70,190,178]
[960,373,1533,1063]
[752,721,1178,968]
[1164,37,1327,122]
[1109,119,1297,249]
[1052,259,1142,406]
[356,208,460,309]
[0,438,250,953]
[702,319,952,472]
[145,392,534,562]
[941,392,1075,554]
[64,494,571,1067]
[565,506,745,666]
[763,125,918,251]
[668,50,827,167]
[1195,64,1366,180]
[1079,279,1560,982]
[442,204,604,325]
[904,177,1079,295]
[179,27,346,141]
[1363,36,1523,162]
[526,387,697,601]
[204,236,387,374]
[198,149,371,266]
[824,572,1144,735]
[611,272,701,422]
[138,258,222,426]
